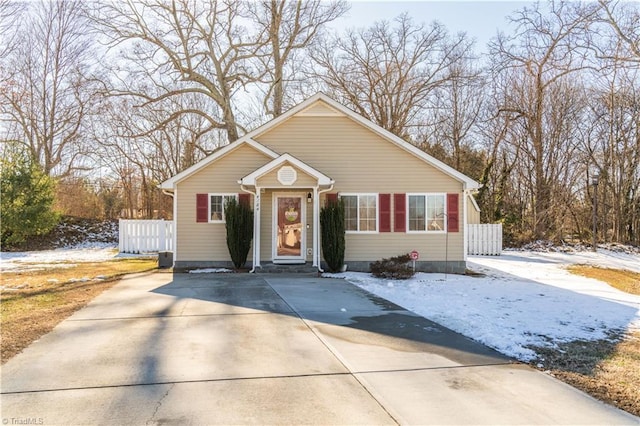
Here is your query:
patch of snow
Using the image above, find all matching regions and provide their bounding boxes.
[325,249,640,362]
[1,247,120,272]
[188,268,233,274]
[1,246,157,273]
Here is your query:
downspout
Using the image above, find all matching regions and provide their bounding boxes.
[240,184,259,273]
[316,183,334,273]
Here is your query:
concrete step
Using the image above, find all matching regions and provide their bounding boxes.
[255,262,319,274]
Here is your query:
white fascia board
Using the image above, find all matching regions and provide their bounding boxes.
[239,153,334,186]
[158,138,279,190]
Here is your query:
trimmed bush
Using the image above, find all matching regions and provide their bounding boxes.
[370,254,415,280]
[224,197,254,269]
[320,197,345,272]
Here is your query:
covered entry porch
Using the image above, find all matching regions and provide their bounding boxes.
[238,153,334,272]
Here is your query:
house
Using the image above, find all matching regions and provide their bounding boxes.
[159,93,480,273]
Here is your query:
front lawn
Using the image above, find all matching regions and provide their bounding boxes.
[0,258,157,363]
[536,266,640,416]
[334,250,640,417]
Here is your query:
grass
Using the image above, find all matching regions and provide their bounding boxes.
[567,265,640,295]
[532,265,640,417]
[0,258,157,364]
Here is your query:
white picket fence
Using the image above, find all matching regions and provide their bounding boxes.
[119,219,174,253]
[467,223,503,255]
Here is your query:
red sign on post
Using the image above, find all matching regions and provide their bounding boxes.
[410,250,419,261]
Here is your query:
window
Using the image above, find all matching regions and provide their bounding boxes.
[209,194,237,222]
[407,194,445,232]
[341,194,378,232]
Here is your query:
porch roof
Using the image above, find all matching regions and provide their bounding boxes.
[238,153,334,187]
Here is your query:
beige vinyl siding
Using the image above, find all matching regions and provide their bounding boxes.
[256,164,318,188]
[297,102,345,116]
[319,192,463,262]
[256,116,460,193]
[259,190,273,261]
[175,145,271,262]
[256,116,465,262]
[467,195,481,225]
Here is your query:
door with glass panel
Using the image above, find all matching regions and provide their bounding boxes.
[273,195,305,262]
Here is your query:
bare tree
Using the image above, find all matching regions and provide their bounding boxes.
[0,0,99,177]
[489,1,598,240]
[582,53,640,245]
[421,53,485,174]
[311,13,471,139]
[598,0,640,62]
[248,0,348,118]
[93,0,267,143]
[0,0,23,58]
[93,87,219,218]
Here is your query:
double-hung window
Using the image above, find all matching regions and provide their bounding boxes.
[209,194,237,223]
[407,194,446,232]
[341,193,378,232]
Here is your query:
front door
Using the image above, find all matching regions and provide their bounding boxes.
[273,194,305,263]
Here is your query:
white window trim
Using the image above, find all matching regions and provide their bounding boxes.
[208,193,238,223]
[406,193,447,234]
[340,193,379,234]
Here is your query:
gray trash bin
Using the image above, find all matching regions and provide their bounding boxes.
[158,251,173,268]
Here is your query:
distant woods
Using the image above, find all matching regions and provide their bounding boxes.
[0,0,638,246]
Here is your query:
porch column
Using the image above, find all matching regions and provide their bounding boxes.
[254,188,261,269]
[313,186,319,268]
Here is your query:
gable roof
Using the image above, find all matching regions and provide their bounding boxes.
[246,93,479,190]
[239,153,334,186]
[159,137,278,190]
[159,93,480,191]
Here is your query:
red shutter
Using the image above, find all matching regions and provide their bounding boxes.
[196,193,208,223]
[326,193,338,206]
[238,193,250,207]
[379,193,391,232]
[447,193,459,232]
[394,193,406,232]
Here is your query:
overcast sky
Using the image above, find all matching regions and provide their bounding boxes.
[331,1,534,53]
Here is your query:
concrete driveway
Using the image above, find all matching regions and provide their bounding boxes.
[1,272,637,425]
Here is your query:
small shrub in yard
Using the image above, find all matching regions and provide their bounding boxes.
[370,254,415,279]
[224,197,253,269]
[320,198,345,273]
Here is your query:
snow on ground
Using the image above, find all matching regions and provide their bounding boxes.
[189,268,233,274]
[0,246,151,272]
[327,249,640,362]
